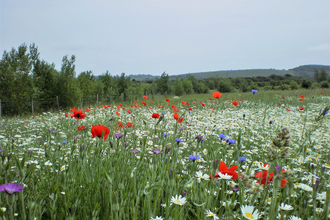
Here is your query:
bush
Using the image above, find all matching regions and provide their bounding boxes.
[320,81,329,88]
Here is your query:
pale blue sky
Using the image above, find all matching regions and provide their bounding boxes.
[1,0,329,76]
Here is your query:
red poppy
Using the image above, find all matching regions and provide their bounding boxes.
[125,122,133,128]
[119,103,122,107]
[171,105,175,109]
[117,105,120,109]
[102,105,110,108]
[189,107,192,111]
[116,111,120,116]
[142,102,147,106]
[186,102,190,106]
[91,124,110,140]
[286,107,290,111]
[158,105,162,108]
[173,113,179,120]
[143,96,148,100]
[151,102,154,104]
[173,108,179,112]
[300,95,305,98]
[85,106,91,112]
[279,103,282,106]
[177,117,184,123]
[300,98,305,101]
[212,91,222,99]
[299,106,304,111]
[282,96,285,100]
[65,113,68,117]
[152,113,160,119]
[232,100,239,106]
[255,170,288,187]
[202,103,205,107]
[165,98,170,102]
[78,125,86,131]
[210,161,239,179]
[210,98,213,100]
[181,101,186,105]
[69,107,87,119]
[115,122,123,130]
[127,110,131,114]
[239,99,242,101]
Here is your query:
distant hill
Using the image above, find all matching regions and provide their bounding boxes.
[128,65,330,81]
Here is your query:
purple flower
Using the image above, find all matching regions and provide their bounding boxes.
[251,89,258,94]
[25,150,32,153]
[189,155,200,162]
[178,126,185,130]
[238,157,246,162]
[275,165,281,174]
[182,190,187,197]
[130,150,139,154]
[62,140,67,144]
[0,183,24,194]
[0,149,6,152]
[153,150,163,154]
[233,186,239,192]
[115,134,123,139]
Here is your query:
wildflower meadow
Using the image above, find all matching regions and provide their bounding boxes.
[0,89,329,220]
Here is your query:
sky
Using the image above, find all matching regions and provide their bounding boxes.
[1,0,329,76]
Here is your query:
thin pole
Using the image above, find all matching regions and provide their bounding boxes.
[0,99,2,117]
[31,98,34,115]
[97,94,99,105]
[110,93,112,105]
[57,96,59,111]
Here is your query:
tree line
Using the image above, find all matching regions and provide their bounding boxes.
[0,43,329,115]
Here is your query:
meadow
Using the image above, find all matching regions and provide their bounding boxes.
[0,89,329,220]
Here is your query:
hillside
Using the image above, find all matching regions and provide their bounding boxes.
[128,64,330,81]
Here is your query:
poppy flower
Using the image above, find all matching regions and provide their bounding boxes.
[255,170,288,187]
[158,105,162,108]
[85,106,91,112]
[117,105,120,109]
[239,99,242,101]
[232,100,239,106]
[300,95,305,98]
[210,161,239,179]
[279,103,282,106]
[125,122,133,128]
[186,102,190,106]
[212,91,222,99]
[171,105,175,109]
[210,98,213,100]
[142,102,147,106]
[78,125,86,131]
[177,117,184,123]
[116,111,120,116]
[300,98,305,101]
[173,113,179,120]
[152,113,160,119]
[143,96,148,100]
[165,98,170,102]
[202,103,205,107]
[181,101,186,105]
[69,107,87,119]
[102,105,109,108]
[65,113,68,117]
[282,96,285,99]
[286,107,290,111]
[151,102,154,104]
[91,124,110,140]
[173,108,179,112]
[189,107,192,111]
[299,106,304,111]
[127,110,131,114]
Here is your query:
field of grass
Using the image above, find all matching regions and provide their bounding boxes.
[0,89,329,220]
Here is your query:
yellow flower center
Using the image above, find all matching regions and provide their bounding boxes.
[176,200,181,203]
[246,213,254,219]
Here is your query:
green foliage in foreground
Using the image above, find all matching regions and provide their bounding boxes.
[0,90,329,219]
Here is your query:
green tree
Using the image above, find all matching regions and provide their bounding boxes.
[320,81,329,88]
[289,80,299,90]
[218,78,233,93]
[313,69,320,82]
[173,78,184,96]
[319,68,328,82]
[156,72,170,95]
[181,78,194,94]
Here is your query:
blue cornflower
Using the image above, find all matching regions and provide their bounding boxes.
[175,139,182,144]
[218,134,226,140]
[251,89,258,94]
[238,157,246,162]
[161,112,166,115]
[62,140,67,144]
[226,139,235,144]
[292,111,296,113]
[164,132,168,137]
[189,155,200,162]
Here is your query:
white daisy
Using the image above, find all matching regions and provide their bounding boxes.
[218,172,233,180]
[296,183,313,192]
[205,209,219,220]
[150,216,164,220]
[241,205,260,220]
[170,195,187,206]
[288,216,302,220]
[279,203,294,211]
